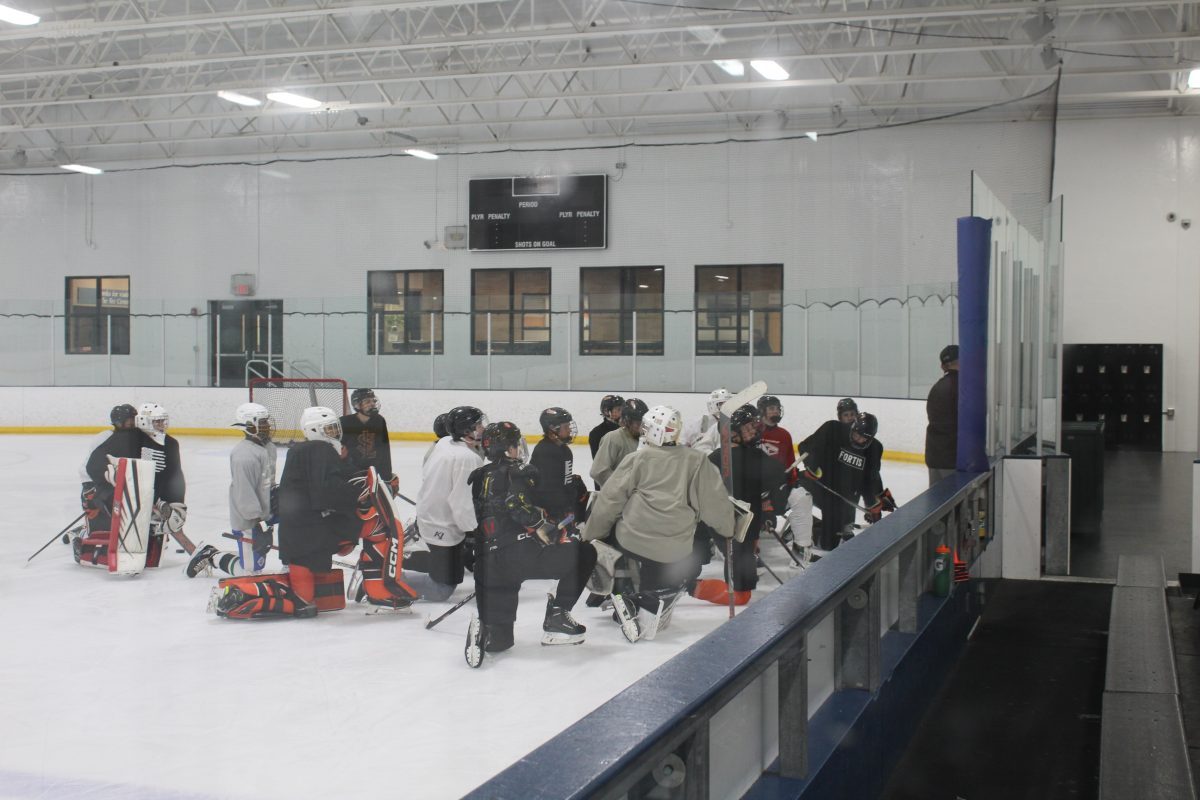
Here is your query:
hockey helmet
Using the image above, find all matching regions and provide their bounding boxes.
[446,406,487,443]
[136,403,170,444]
[539,407,577,443]
[482,421,526,462]
[433,412,450,439]
[599,394,625,418]
[706,387,732,417]
[620,398,649,427]
[730,404,762,445]
[110,403,137,429]
[850,412,878,449]
[642,405,683,447]
[233,402,274,441]
[837,397,858,414]
[300,406,343,452]
[756,394,784,423]
[351,388,380,415]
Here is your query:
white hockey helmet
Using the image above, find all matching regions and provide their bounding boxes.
[233,402,273,441]
[706,387,732,417]
[642,405,683,447]
[300,406,343,452]
[136,403,169,444]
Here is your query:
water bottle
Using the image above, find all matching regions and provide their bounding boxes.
[933,544,952,597]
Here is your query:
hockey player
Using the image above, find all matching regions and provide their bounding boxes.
[185,403,278,579]
[756,394,798,482]
[588,394,624,457]
[530,407,588,527]
[464,422,598,667]
[584,405,735,642]
[692,405,813,605]
[340,388,395,491]
[411,405,486,601]
[77,403,137,537]
[590,398,648,490]
[680,388,730,454]
[798,411,889,550]
[423,412,450,466]
[837,397,859,425]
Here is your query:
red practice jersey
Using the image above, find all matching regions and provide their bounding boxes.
[758,425,798,484]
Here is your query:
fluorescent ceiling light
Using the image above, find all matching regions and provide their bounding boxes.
[653,267,663,271]
[404,148,438,160]
[805,131,819,142]
[61,164,102,175]
[267,91,322,109]
[218,90,261,107]
[1189,68,1200,89]
[713,59,745,77]
[688,25,725,46]
[750,60,789,81]
[638,284,649,289]
[715,275,729,281]
[0,4,39,25]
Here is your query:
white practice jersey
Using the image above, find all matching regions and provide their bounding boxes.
[229,437,277,531]
[680,414,720,455]
[78,429,112,482]
[415,437,482,547]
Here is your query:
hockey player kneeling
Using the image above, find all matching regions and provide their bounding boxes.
[212,407,405,619]
[583,406,735,643]
[463,422,598,668]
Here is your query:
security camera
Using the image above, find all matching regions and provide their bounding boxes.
[357,115,368,126]
[1167,212,1177,222]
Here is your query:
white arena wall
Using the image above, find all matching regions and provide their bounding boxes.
[0,387,929,459]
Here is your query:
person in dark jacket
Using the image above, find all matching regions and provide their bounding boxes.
[925,345,959,485]
[340,388,394,488]
[588,395,624,458]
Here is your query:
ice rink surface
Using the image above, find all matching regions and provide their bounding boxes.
[0,435,928,799]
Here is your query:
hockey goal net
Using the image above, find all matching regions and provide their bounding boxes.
[248,378,349,444]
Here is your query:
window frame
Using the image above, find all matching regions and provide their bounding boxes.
[64,275,130,355]
[470,268,552,355]
[694,264,784,356]
[578,266,665,356]
[366,269,445,355]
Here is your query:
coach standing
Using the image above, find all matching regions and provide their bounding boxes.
[925,345,959,485]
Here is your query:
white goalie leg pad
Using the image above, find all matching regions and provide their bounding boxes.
[637,592,681,641]
[586,539,622,596]
[610,594,641,643]
[107,457,157,576]
[786,487,814,549]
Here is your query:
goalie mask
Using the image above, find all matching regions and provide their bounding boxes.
[706,387,732,417]
[730,404,762,446]
[136,403,170,445]
[300,406,343,453]
[233,402,273,442]
[642,405,682,447]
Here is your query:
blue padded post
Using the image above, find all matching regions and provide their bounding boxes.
[956,216,991,472]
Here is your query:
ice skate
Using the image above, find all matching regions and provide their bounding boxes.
[541,593,586,646]
[636,592,681,641]
[610,593,641,643]
[185,543,218,578]
[465,616,486,668]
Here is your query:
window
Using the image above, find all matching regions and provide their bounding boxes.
[580,267,664,355]
[65,276,130,355]
[367,270,444,354]
[471,269,551,355]
[695,264,783,356]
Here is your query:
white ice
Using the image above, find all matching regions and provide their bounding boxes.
[0,436,928,799]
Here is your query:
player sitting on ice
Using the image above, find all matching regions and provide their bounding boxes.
[589,397,647,490]
[411,406,486,602]
[463,422,598,667]
[587,394,624,458]
[584,405,734,642]
[798,411,893,550]
[75,403,137,540]
[680,387,730,454]
[186,403,279,579]
[74,402,187,571]
[341,388,398,495]
[530,407,589,530]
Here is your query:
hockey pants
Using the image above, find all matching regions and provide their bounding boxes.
[474,538,597,626]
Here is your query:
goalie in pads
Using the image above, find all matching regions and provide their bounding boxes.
[583,405,735,643]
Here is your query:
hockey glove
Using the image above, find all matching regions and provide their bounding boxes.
[387,475,400,497]
[864,502,883,524]
[879,488,897,513]
[532,517,558,546]
[80,483,101,516]
[155,501,188,534]
[801,466,822,482]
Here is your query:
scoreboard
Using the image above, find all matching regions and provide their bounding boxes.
[468,174,607,251]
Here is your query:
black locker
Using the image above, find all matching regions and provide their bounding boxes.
[1062,343,1162,451]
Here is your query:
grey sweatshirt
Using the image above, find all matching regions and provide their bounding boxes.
[589,426,641,489]
[585,444,734,564]
[229,437,277,531]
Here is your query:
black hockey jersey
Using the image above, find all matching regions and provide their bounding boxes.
[529,439,575,521]
[799,419,884,533]
[588,419,618,458]
[339,413,393,480]
[277,441,361,565]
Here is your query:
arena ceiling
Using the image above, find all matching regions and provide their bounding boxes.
[0,0,1197,167]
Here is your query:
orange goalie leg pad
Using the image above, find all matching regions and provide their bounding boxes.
[689,579,751,606]
[357,529,418,608]
[214,569,344,619]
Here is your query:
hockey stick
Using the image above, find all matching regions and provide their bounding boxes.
[167,528,198,556]
[219,531,356,570]
[25,512,86,564]
[425,591,476,630]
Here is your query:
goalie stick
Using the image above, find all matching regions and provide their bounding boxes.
[716,380,768,620]
[220,531,356,571]
[25,512,87,564]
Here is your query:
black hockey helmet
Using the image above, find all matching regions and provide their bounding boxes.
[850,412,878,449]
[446,406,486,441]
[539,407,577,442]
[730,404,762,445]
[351,388,379,415]
[756,394,784,422]
[836,397,858,415]
[110,403,137,428]
[600,394,625,417]
[620,398,649,426]
[433,413,449,439]
[482,421,524,461]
